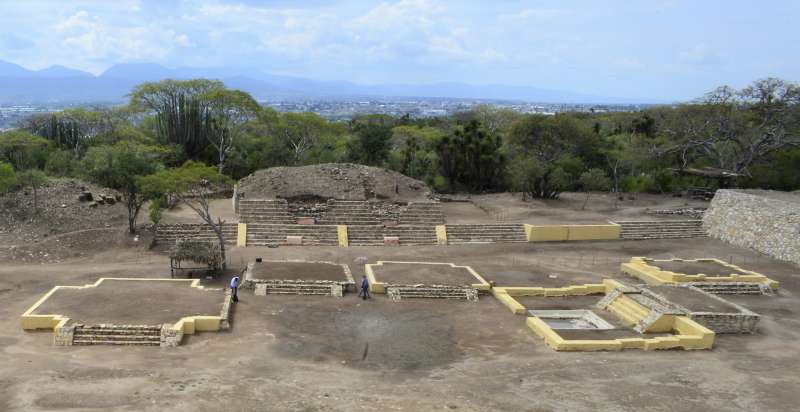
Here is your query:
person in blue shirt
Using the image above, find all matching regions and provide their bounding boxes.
[358,275,370,300]
[230,275,240,302]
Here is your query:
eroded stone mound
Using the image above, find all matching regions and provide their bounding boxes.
[237,163,432,202]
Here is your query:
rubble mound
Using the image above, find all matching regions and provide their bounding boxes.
[237,163,433,202]
[0,178,128,248]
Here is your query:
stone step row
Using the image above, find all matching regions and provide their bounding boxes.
[73,334,161,341]
[387,286,479,301]
[74,328,160,336]
[689,283,769,295]
[255,283,337,296]
[73,339,160,346]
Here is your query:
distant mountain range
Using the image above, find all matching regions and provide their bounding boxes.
[0,60,657,105]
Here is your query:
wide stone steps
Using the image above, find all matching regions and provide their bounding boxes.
[246,224,339,246]
[607,296,649,325]
[446,224,527,244]
[689,282,770,295]
[399,203,445,225]
[615,220,707,240]
[387,286,478,301]
[348,226,437,246]
[156,224,237,243]
[73,325,161,346]
[259,286,333,295]
[239,199,294,223]
[318,200,382,225]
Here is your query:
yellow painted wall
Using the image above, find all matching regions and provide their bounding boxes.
[525,224,620,242]
[526,315,714,352]
[492,290,527,314]
[527,225,569,242]
[566,224,621,241]
[337,225,349,247]
[237,223,247,247]
[435,225,448,245]
[621,257,779,289]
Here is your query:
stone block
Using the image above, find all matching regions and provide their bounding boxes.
[296,217,315,225]
[286,235,303,245]
[383,236,400,246]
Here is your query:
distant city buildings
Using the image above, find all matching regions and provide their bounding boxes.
[263,98,648,121]
[0,99,649,130]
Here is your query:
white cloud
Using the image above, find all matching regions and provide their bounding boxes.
[53,10,192,65]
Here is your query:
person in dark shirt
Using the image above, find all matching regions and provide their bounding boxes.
[359,275,370,300]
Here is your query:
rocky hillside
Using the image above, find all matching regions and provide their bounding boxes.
[0,179,136,262]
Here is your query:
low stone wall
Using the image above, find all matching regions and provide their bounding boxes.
[704,189,800,266]
[155,223,238,244]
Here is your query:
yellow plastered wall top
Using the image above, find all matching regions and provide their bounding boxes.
[621,257,779,289]
[524,223,621,242]
[491,276,715,351]
[337,225,349,247]
[492,283,607,315]
[365,261,491,293]
[237,223,247,247]
[526,314,714,352]
[21,278,224,333]
[435,225,448,245]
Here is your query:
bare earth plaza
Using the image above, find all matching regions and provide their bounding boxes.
[0,164,798,411]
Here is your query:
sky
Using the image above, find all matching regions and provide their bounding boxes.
[0,0,797,100]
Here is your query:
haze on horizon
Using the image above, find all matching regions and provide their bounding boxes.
[0,0,798,101]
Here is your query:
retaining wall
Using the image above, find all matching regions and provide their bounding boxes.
[704,189,800,266]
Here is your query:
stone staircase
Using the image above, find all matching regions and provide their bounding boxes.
[318,200,380,225]
[72,324,161,346]
[615,220,707,240]
[348,225,437,246]
[445,224,527,244]
[688,282,772,295]
[399,202,445,225]
[155,223,237,244]
[254,281,342,296]
[386,286,479,301]
[246,224,339,246]
[238,199,294,224]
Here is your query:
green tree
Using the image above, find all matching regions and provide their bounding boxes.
[507,115,592,198]
[21,108,118,155]
[347,122,392,166]
[137,161,234,269]
[278,112,332,164]
[44,150,78,177]
[82,142,165,233]
[0,131,53,170]
[202,88,260,174]
[17,169,47,213]
[0,162,17,194]
[436,120,504,191]
[129,79,225,159]
[655,78,800,175]
[578,168,611,210]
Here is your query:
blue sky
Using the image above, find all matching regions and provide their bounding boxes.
[0,0,797,100]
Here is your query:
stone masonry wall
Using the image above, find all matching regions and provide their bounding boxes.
[703,189,800,266]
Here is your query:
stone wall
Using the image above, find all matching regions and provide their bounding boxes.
[703,189,800,266]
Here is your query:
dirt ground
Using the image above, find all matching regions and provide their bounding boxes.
[33,279,225,325]
[249,261,349,282]
[370,262,481,286]
[647,286,743,313]
[443,192,710,224]
[1,233,800,411]
[653,260,749,277]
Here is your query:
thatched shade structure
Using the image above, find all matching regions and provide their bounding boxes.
[169,239,222,277]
